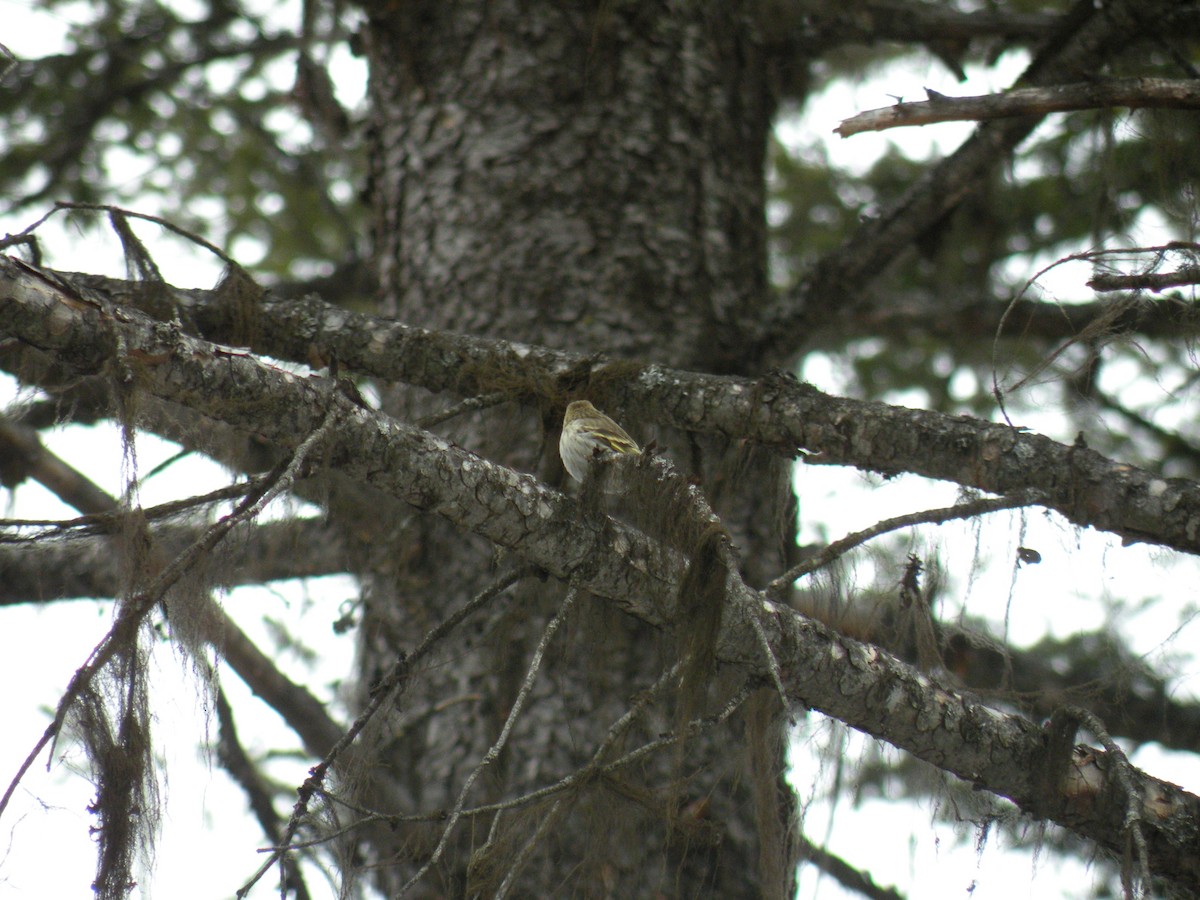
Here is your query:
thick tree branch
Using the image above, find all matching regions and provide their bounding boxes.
[4,257,1200,890]
[6,260,1200,558]
[836,78,1200,137]
[1089,266,1200,294]
[0,518,346,606]
[0,417,116,513]
[56,270,1200,365]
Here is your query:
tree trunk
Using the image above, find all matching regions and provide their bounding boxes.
[353,0,795,895]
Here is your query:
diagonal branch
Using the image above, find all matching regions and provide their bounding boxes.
[0,389,349,821]
[4,255,1200,890]
[797,830,905,900]
[0,518,347,606]
[37,269,1200,385]
[766,489,1046,598]
[397,580,580,897]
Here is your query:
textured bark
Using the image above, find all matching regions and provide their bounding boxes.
[364,1,770,367]
[353,1,792,895]
[29,272,1200,557]
[6,273,1200,891]
[6,0,1200,894]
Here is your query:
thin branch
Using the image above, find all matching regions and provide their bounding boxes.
[811,289,1200,348]
[0,478,265,539]
[416,391,511,429]
[992,242,1200,415]
[1089,265,1200,293]
[52,202,245,271]
[836,78,1200,137]
[493,799,566,899]
[237,567,528,898]
[766,489,1047,599]
[34,265,1200,396]
[272,666,746,857]
[397,580,581,897]
[761,0,1180,361]
[0,411,326,821]
[0,403,347,874]
[213,681,314,900]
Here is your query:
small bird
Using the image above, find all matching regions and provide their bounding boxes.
[559,400,641,483]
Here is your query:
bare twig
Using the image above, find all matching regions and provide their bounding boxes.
[493,798,566,899]
[1088,265,1200,293]
[0,401,342,890]
[761,0,1177,363]
[266,672,752,857]
[766,489,1047,599]
[0,478,266,539]
[836,78,1200,137]
[416,391,510,429]
[991,241,1200,419]
[51,202,244,271]
[397,580,581,897]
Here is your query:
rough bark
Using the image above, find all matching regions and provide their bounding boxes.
[354,1,790,895]
[20,271,1200,557]
[5,0,1200,894]
[5,267,1200,892]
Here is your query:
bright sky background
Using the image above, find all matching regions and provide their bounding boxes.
[3,2,1200,898]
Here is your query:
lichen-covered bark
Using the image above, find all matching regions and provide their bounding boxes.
[363,0,770,367]
[58,273,1200,555]
[355,0,788,895]
[6,270,1200,892]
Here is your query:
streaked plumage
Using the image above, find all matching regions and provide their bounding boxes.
[559,400,640,482]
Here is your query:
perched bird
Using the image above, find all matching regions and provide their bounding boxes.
[559,400,640,483]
